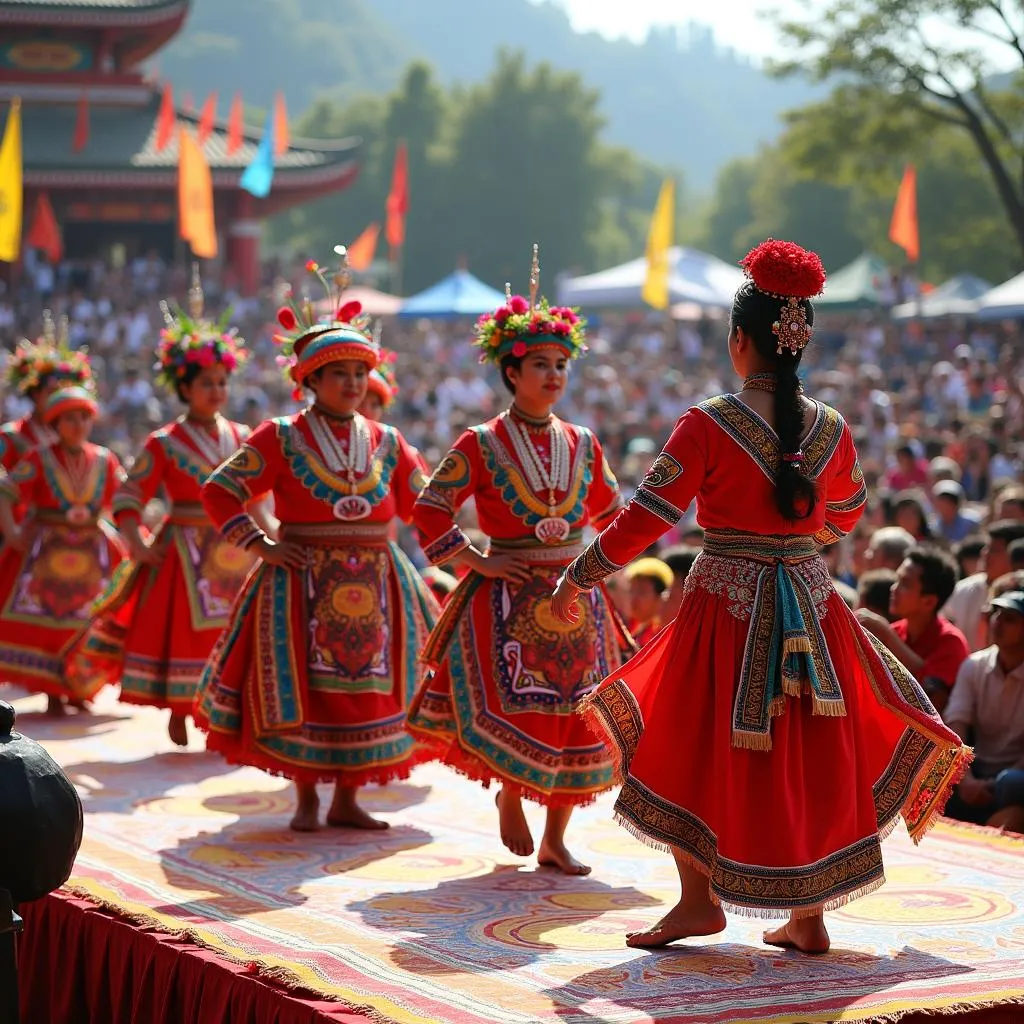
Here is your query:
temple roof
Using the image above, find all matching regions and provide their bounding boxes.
[0,0,186,17]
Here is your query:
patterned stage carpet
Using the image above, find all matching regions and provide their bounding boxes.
[10,689,1024,1024]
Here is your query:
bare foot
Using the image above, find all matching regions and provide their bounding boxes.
[496,788,534,857]
[67,697,91,713]
[763,916,830,955]
[626,901,727,948]
[167,713,189,748]
[326,786,389,830]
[46,696,67,717]
[538,836,591,875]
[289,786,321,832]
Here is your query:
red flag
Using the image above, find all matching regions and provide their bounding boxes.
[155,82,175,153]
[227,93,243,155]
[26,192,63,263]
[889,164,919,263]
[71,91,89,153]
[197,92,217,146]
[347,223,380,272]
[273,91,289,156]
[385,141,409,249]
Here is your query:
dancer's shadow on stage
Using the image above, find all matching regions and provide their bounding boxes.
[542,942,973,1023]
[10,709,129,743]
[154,789,434,923]
[348,865,661,977]
[61,751,240,813]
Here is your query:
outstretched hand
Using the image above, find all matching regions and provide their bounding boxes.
[254,537,309,570]
[550,574,583,624]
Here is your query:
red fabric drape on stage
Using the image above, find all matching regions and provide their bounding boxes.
[17,893,371,1024]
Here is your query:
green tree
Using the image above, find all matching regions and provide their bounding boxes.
[774,0,1024,260]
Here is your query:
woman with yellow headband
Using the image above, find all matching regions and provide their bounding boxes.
[0,383,126,714]
[407,247,633,875]
[68,271,257,748]
[194,253,437,833]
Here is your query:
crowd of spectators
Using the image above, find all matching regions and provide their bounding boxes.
[2,249,1023,832]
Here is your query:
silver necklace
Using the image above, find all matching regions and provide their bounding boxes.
[180,415,234,466]
[506,412,572,544]
[308,411,373,521]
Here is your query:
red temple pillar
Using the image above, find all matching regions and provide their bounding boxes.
[227,217,262,297]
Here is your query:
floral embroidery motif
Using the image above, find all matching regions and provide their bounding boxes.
[851,459,864,484]
[641,452,683,489]
[418,449,471,514]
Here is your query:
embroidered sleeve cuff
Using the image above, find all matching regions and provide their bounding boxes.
[415,485,457,516]
[221,513,264,550]
[206,472,252,506]
[566,537,623,591]
[814,522,845,545]
[423,525,471,565]
[632,484,684,526]
[825,483,867,516]
[112,489,145,519]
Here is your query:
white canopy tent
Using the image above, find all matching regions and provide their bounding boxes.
[557,247,744,309]
[891,274,992,321]
[974,270,1024,320]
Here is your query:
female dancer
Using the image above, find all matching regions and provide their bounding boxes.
[0,385,125,714]
[194,254,437,832]
[551,239,971,951]
[407,250,633,875]
[69,275,255,747]
[359,347,398,422]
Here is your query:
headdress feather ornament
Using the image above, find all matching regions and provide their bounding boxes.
[474,243,587,365]
[740,239,826,356]
[154,264,247,394]
[273,244,380,398]
[5,311,94,395]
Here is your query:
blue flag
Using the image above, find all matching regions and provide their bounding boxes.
[240,117,275,198]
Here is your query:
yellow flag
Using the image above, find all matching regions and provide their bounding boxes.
[641,177,674,310]
[0,98,23,264]
[177,126,217,259]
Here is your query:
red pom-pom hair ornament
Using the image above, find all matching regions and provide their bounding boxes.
[740,239,826,300]
[336,300,362,324]
[277,306,297,331]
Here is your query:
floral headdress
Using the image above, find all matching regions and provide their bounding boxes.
[367,343,399,408]
[155,265,247,394]
[740,239,826,356]
[473,244,586,365]
[274,245,380,398]
[5,311,94,396]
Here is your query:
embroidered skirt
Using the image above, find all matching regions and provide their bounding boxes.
[194,523,438,785]
[582,529,972,918]
[0,514,125,697]
[407,541,635,808]
[67,506,258,713]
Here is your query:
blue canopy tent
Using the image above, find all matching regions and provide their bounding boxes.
[891,274,992,320]
[397,270,506,319]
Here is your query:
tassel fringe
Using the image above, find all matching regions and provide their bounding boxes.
[812,696,847,717]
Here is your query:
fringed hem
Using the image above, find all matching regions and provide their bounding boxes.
[577,690,627,785]
[610,809,894,920]
[907,744,974,845]
[196,727,432,788]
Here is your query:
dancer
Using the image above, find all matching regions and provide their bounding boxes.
[359,346,399,422]
[68,273,255,747]
[551,239,971,949]
[194,251,437,832]
[407,248,634,875]
[0,385,125,714]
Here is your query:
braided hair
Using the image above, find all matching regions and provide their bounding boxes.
[735,240,826,521]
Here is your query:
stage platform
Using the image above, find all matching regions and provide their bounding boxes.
[10,689,1024,1024]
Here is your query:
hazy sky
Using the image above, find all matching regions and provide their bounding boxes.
[554,0,800,59]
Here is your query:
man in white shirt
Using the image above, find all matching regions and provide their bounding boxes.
[943,590,1024,833]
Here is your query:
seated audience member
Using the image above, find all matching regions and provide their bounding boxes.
[886,443,929,492]
[660,545,700,620]
[1009,538,1024,573]
[953,536,986,581]
[679,525,705,548]
[893,491,935,542]
[864,526,916,572]
[992,485,1024,523]
[857,546,969,713]
[857,569,898,621]
[932,480,982,544]
[944,589,1024,834]
[945,521,1024,651]
[624,557,674,647]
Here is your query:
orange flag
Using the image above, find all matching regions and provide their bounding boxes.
[889,164,919,263]
[197,92,217,146]
[273,91,289,155]
[178,127,217,259]
[26,191,63,263]
[71,91,89,153]
[155,83,175,153]
[385,141,409,249]
[347,223,380,272]
[227,93,243,155]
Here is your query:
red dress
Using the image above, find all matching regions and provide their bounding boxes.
[0,443,125,697]
[407,410,635,807]
[67,417,257,713]
[0,417,56,524]
[566,396,972,917]
[194,410,438,785]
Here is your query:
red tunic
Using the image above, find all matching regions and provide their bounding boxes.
[0,417,56,524]
[194,410,438,785]
[566,396,972,917]
[0,443,125,696]
[407,410,634,807]
[67,417,257,713]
